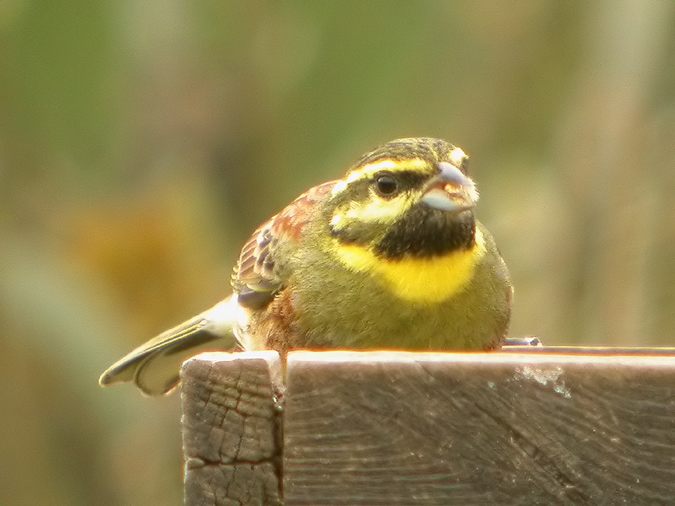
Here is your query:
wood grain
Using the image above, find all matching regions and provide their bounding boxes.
[181,351,283,506]
[283,351,675,505]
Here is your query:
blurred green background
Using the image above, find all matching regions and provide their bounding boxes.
[1,1,673,504]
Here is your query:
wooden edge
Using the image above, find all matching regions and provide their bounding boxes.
[286,348,675,367]
[500,345,675,356]
[184,350,285,388]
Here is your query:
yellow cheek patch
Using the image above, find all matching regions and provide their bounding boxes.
[333,228,486,304]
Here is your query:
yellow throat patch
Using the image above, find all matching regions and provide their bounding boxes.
[333,228,486,304]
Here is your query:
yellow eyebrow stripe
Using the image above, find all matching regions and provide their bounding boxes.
[346,158,429,182]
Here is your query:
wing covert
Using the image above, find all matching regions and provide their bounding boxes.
[232,181,336,310]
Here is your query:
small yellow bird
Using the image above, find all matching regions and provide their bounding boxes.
[100,138,513,395]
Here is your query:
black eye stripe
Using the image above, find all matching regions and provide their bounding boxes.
[373,170,428,189]
[331,169,432,205]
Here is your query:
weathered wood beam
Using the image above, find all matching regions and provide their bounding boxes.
[181,351,283,506]
[182,349,675,505]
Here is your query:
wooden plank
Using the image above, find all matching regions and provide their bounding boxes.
[181,351,283,506]
[283,351,675,505]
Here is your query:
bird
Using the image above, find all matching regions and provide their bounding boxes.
[99,137,513,395]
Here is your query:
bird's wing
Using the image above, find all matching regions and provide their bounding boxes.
[98,297,245,395]
[99,181,335,395]
[233,181,336,310]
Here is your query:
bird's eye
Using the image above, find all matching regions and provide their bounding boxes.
[374,173,399,197]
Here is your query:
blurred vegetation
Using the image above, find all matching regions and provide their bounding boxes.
[0,1,673,504]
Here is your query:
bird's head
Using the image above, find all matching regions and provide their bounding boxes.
[326,137,479,260]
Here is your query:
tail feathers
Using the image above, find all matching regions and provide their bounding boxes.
[99,298,243,395]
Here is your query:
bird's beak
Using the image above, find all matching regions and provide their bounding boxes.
[421,162,478,213]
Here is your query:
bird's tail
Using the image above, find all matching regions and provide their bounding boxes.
[99,296,245,395]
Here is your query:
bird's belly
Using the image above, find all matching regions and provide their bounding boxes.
[292,274,509,351]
